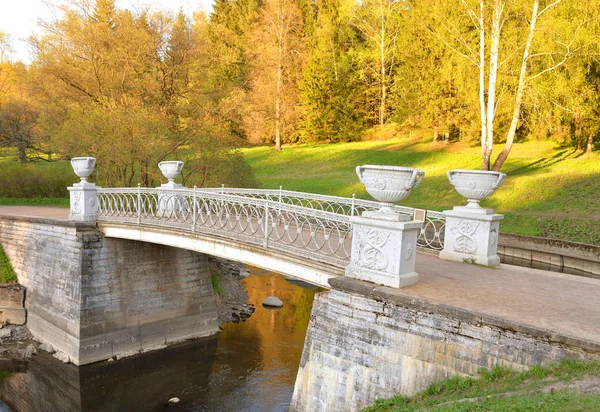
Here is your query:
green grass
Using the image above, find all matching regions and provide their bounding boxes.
[211,273,226,297]
[242,137,600,244]
[0,245,17,283]
[362,360,600,412]
[0,197,69,207]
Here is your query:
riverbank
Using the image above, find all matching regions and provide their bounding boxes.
[362,360,600,411]
[0,270,320,411]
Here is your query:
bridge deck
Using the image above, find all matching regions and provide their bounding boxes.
[1,205,599,347]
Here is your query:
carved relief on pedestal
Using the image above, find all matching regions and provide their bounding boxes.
[452,220,479,254]
[87,193,98,209]
[490,228,498,247]
[353,228,391,271]
[72,192,82,214]
[403,242,413,261]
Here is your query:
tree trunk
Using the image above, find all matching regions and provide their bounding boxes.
[274,0,283,152]
[479,0,488,170]
[17,143,27,164]
[379,1,386,132]
[586,133,594,154]
[492,0,541,171]
[483,0,502,171]
[275,63,282,151]
[433,125,439,142]
[574,115,584,151]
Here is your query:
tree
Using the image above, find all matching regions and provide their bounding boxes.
[245,0,306,150]
[299,0,364,142]
[30,0,256,187]
[0,100,39,163]
[432,0,594,170]
[353,0,403,132]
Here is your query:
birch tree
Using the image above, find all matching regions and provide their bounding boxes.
[432,0,586,170]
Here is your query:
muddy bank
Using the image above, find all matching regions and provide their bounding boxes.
[0,326,36,362]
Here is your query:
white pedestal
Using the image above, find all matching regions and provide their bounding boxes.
[68,182,100,222]
[345,214,422,288]
[157,182,187,215]
[439,207,503,266]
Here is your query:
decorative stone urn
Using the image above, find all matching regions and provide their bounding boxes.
[158,161,185,186]
[71,157,96,184]
[356,165,424,218]
[447,170,506,213]
[68,157,100,222]
[440,169,507,266]
[157,161,186,215]
[346,165,425,289]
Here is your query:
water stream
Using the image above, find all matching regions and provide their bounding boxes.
[0,269,321,412]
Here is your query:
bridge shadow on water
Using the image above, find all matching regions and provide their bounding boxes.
[0,270,322,412]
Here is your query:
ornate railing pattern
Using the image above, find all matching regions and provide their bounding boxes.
[96,187,445,269]
[97,188,353,269]
[201,187,445,251]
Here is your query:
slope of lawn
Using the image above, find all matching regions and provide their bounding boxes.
[362,360,600,412]
[242,138,600,244]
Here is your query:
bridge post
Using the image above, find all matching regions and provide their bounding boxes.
[68,157,100,222]
[157,161,186,215]
[345,165,424,288]
[345,213,422,288]
[439,208,503,266]
[439,170,506,266]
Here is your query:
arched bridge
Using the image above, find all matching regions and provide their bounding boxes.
[96,187,446,288]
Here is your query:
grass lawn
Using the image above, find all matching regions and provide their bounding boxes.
[1,138,598,244]
[242,138,600,244]
[362,360,600,412]
[0,245,17,283]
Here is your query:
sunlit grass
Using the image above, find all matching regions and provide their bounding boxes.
[243,137,600,243]
[362,360,600,412]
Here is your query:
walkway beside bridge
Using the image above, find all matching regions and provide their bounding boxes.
[2,205,599,350]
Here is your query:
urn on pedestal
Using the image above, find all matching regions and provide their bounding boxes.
[68,157,100,222]
[356,165,424,219]
[346,165,425,288]
[440,169,507,266]
[157,161,186,215]
[71,157,96,185]
[447,169,506,214]
[158,161,185,187]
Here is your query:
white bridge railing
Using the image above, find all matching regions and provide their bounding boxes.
[201,187,445,251]
[96,187,445,269]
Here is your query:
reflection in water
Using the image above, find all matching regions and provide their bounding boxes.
[0,269,321,412]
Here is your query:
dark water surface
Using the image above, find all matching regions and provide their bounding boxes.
[0,269,321,412]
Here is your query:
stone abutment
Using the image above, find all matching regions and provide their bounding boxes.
[0,215,218,365]
[291,277,600,411]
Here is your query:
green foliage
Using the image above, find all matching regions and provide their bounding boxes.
[299,0,364,143]
[211,273,226,297]
[0,197,69,207]
[362,360,600,412]
[0,161,72,198]
[0,244,17,283]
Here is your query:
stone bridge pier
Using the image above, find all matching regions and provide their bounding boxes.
[0,216,218,365]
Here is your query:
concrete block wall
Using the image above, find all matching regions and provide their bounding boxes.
[0,217,87,360]
[0,215,218,365]
[79,236,218,364]
[291,278,600,412]
[498,233,600,279]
